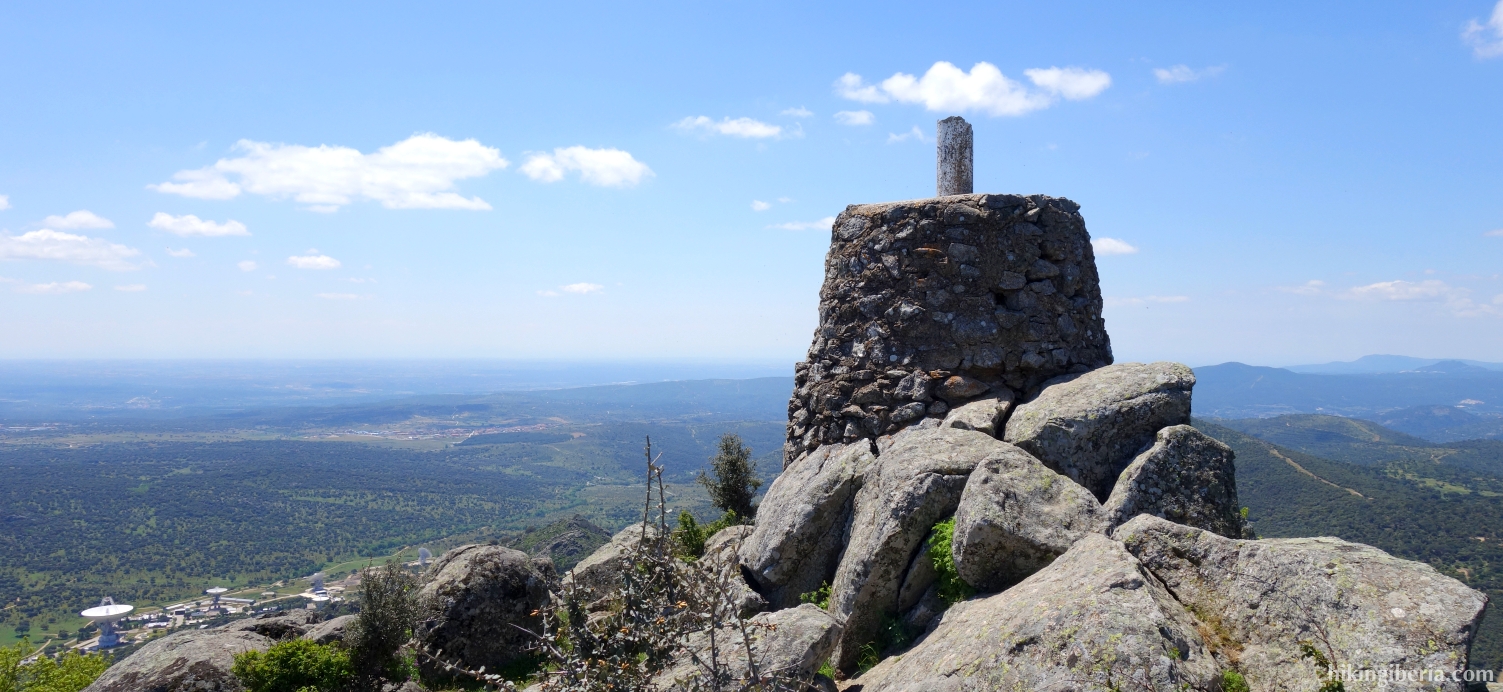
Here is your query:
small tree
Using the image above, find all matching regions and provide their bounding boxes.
[697,433,762,521]
[346,560,424,690]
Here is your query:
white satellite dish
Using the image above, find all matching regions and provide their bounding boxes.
[81,597,134,648]
[418,547,432,566]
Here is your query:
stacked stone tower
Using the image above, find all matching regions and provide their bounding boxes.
[783,118,1113,465]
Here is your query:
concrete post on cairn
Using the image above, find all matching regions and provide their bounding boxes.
[936,116,973,196]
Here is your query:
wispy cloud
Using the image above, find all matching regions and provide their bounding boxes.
[1342,278,1500,317]
[1485,228,1503,237]
[287,253,341,270]
[0,229,143,270]
[1278,279,1326,296]
[1,277,93,294]
[317,292,364,300]
[237,260,258,272]
[42,210,114,230]
[837,62,1110,117]
[1152,64,1226,84]
[166,247,196,258]
[780,107,813,118]
[519,147,654,187]
[538,282,604,297]
[751,200,771,211]
[1107,295,1189,306]
[672,116,785,139]
[768,217,836,231]
[0,195,9,210]
[887,126,927,144]
[149,212,249,237]
[114,284,146,292]
[1464,0,1503,58]
[834,110,875,126]
[1092,237,1138,256]
[150,133,507,211]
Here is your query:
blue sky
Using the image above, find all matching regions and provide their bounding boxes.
[2,1,1501,366]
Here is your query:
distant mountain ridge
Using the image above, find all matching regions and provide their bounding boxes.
[1285,354,1503,374]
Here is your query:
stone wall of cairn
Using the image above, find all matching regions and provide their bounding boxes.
[784,193,1112,465]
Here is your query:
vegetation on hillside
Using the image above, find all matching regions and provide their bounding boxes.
[697,433,763,520]
[0,640,108,692]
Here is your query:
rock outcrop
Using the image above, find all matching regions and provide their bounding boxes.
[222,609,321,640]
[301,614,355,645]
[651,604,841,689]
[565,523,660,599]
[1115,514,1489,692]
[939,393,1013,436]
[507,513,612,572]
[83,628,271,692]
[1101,425,1244,537]
[854,534,1221,691]
[701,525,768,618]
[418,544,551,675]
[827,427,992,670]
[950,441,1102,592]
[1004,361,1194,500]
[783,194,1112,465]
[741,441,875,609]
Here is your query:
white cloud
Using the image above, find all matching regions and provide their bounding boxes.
[114,284,146,292]
[150,133,507,211]
[768,217,837,231]
[237,260,258,272]
[781,107,813,117]
[519,147,654,187]
[536,289,559,297]
[561,282,603,294]
[1485,228,1503,237]
[317,292,362,300]
[887,126,927,144]
[148,212,249,237]
[1024,67,1114,99]
[1,278,93,294]
[838,62,1109,117]
[672,116,784,139]
[1092,237,1138,256]
[1345,278,1501,317]
[0,195,9,210]
[1346,279,1452,301]
[1463,0,1503,58]
[166,247,196,258]
[1153,64,1227,84]
[287,254,341,270]
[0,229,143,270]
[751,200,771,211]
[834,110,875,126]
[42,210,114,229]
[778,197,792,203]
[1278,279,1326,296]
[835,73,889,103]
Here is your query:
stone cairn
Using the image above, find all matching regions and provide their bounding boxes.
[784,116,1111,466]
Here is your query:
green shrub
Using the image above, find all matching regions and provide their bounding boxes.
[231,639,353,692]
[0,640,109,692]
[347,560,424,686]
[927,517,974,605]
[1220,670,1250,692]
[798,582,831,610]
[673,509,739,560]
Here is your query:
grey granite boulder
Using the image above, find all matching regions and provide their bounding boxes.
[1101,425,1245,538]
[853,533,1219,692]
[418,544,550,674]
[950,442,1103,592]
[652,604,841,689]
[828,427,992,671]
[221,609,321,640]
[700,525,768,618]
[1004,361,1194,500]
[84,628,271,692]
[741,441,876,609]
[939,392,1013,437]
[566,522,661,598]
[300,614,355,645]
[1115,514,1489,692]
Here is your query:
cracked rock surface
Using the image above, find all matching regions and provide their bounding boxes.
[853,533,1220,692]
[84,629,271,692]
[418,544,550,674]
[1101,424,1245,538]
[1004,361,1194,501]
[1115,514,1489,692]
